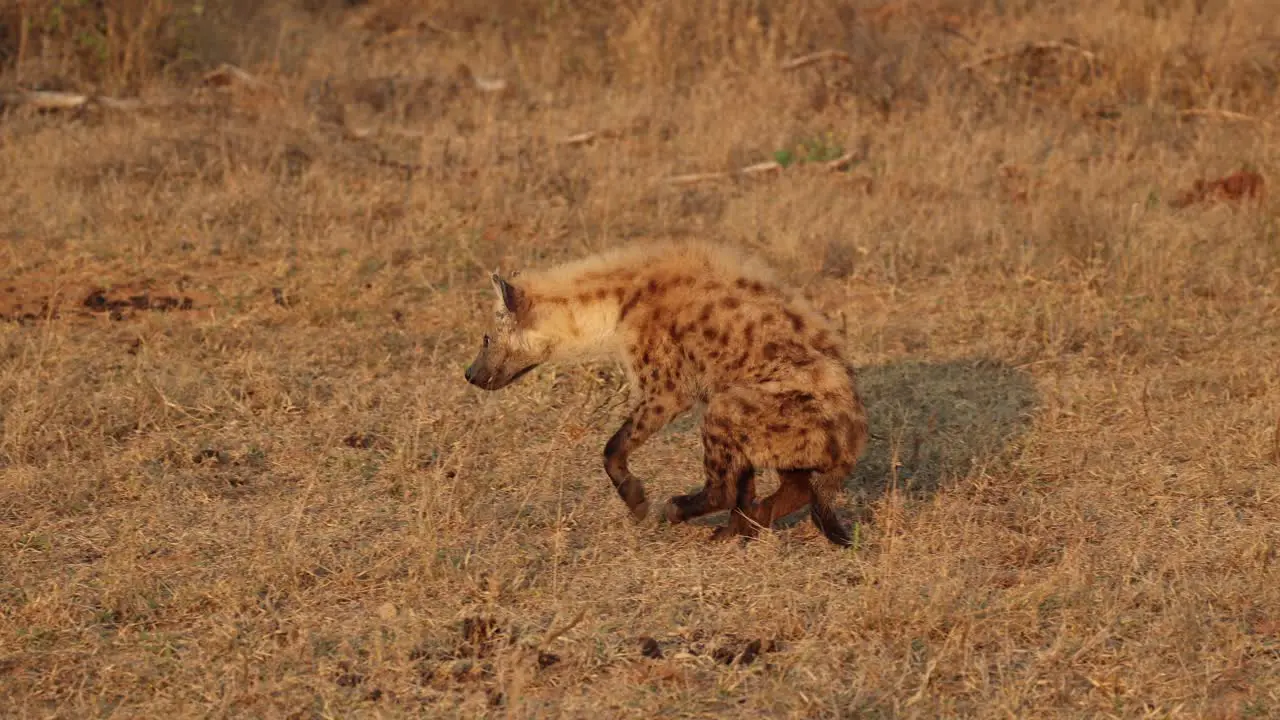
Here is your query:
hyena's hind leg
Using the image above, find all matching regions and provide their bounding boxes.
[806,469,856,547]
[745,468,855,547]
[709,463,760,542]
[663,448,752,523]
[664,406,759,541]
[750,469,812,528]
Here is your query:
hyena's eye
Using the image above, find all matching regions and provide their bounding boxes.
[482,334,490,347]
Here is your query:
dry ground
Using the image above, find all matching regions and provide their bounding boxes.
[2,1,1280,717]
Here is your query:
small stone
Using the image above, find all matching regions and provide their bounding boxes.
[639,636,663,659]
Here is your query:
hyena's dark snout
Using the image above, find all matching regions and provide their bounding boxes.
[463,353,505,390]
[463,342,539,390]
[464,358,538,391]
[464,343,495,388]
[464,362,493,389]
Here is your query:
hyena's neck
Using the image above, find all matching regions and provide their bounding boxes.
[538,293,625,363]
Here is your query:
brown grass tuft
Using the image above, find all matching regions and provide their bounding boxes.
[3,0,1280,716]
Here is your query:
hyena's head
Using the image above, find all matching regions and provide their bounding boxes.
[464,273,553,390]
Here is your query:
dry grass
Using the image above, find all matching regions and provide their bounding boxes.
[2,0,1280,717]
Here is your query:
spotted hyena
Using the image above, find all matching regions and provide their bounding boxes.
[463,241,869,546]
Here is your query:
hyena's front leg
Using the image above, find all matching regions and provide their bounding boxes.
[604,399,687,521]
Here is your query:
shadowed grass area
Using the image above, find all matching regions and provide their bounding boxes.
[856,358,1039,497]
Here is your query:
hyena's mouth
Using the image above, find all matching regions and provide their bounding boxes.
[469,362,540,390]
[503,363,539,386]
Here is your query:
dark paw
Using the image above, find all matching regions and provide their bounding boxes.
[614,479,649,521]
[664,492,709,524]
[661,499,687,525]
[708,526,739,543]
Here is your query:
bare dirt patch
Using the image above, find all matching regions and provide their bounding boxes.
[1172,169,1267,209]
[0,274,211,324]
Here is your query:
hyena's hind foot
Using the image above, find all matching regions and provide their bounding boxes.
[809,495,854,547]
[664,394,771,542]
[661,475,741,525]
[749,469,856,547]
[707,469,763,543]
[661,483,738,527]
[664,440,760,543]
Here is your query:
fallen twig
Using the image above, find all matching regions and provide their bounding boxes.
[740,161,784,176]
[559,131,600,146]
[1177,108,1269,127]
[664,170,735,186]
[452,63,509,94]
[664,161,783,186]
[1,63,272,113]
[203,63,264,89]
[557,128,626,147]
[473,76,507,93]
[663,148,867,186]
[0,89,178,113]
[1,90,90,110]
[824,150,860,172]
[960,40,1099,72]
[780,50,854,71]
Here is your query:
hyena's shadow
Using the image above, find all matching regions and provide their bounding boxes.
[759,357,1039,530]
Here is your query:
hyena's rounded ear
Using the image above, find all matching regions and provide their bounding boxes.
[490,273,524,314]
